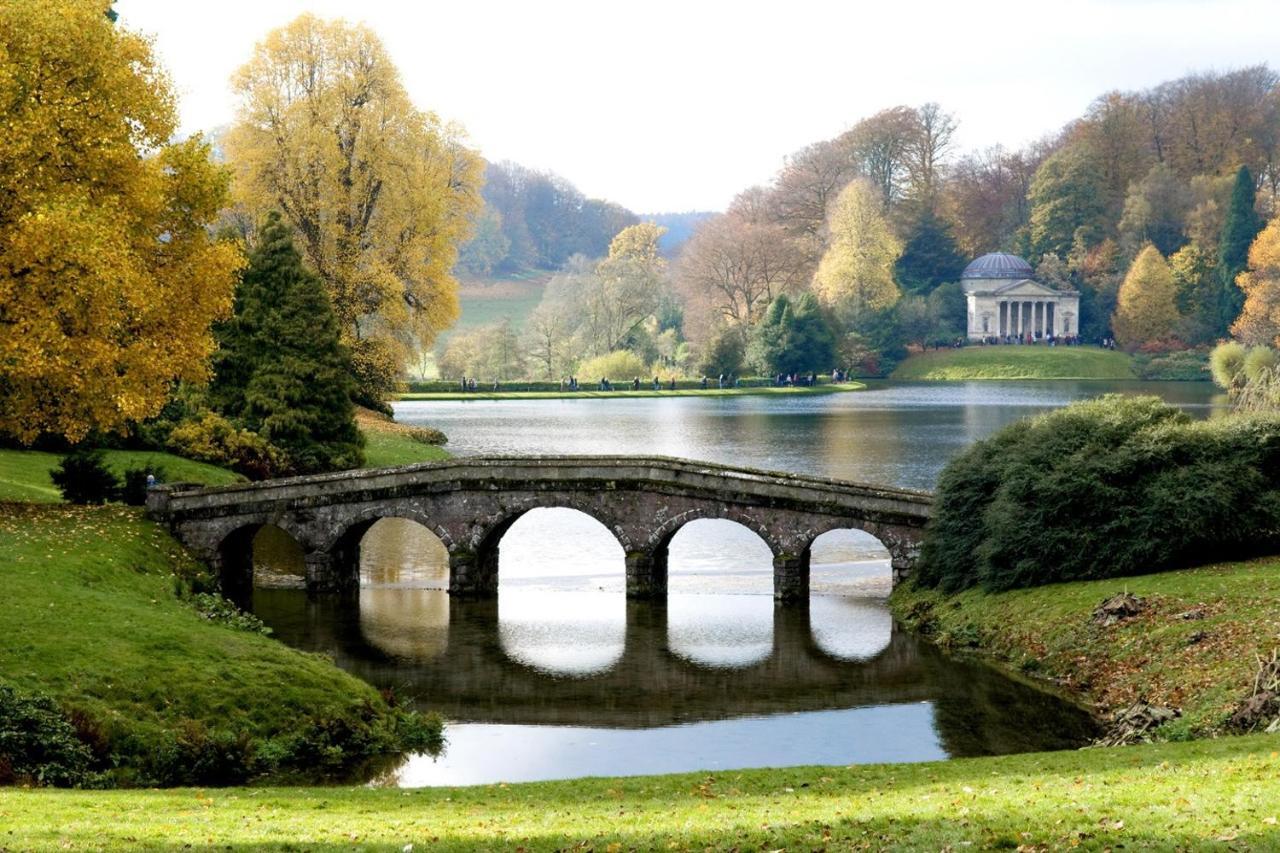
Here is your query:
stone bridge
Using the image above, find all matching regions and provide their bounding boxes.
[146,456,933,602]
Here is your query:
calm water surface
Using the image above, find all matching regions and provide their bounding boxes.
[253,381,1220,785]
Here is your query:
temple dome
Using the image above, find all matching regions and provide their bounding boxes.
[961,252,1034,281]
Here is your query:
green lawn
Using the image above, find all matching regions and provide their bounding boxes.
[891,557,1280,737]
[891,345,1136,380]
[361,427,450,467]
[0,448,243,503]
[398,382,865,402]
[2,734,1278,850]
[0,503,425,783]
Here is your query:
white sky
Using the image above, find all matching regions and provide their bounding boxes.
[116,0,1280,214]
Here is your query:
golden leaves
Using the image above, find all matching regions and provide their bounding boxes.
[0,1,243,443]
[224,15,483,370]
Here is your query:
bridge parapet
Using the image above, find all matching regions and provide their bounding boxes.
[148,456,932,603]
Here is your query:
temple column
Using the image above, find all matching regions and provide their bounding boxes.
[1012,302,1020,336]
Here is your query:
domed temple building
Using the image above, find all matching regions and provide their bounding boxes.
[961,252,1079,341]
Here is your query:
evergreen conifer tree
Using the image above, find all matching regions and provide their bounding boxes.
[1217,166,1263,334]
[211,212,363,475]
[893,208,967,294]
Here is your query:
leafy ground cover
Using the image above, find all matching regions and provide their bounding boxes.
[892,557,1280,738]
[0,448,243,503]
[0,503,436,785]
[397,382,865,401]
[2,734,1278,850]
[891,345,1136,380]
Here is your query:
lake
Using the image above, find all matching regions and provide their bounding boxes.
[251,380,1222,785]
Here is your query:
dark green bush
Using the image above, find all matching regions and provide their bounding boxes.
[0,684,92,787]
[49,449,119,505]
[1133,349,1211,381]
[917,396,1280,591]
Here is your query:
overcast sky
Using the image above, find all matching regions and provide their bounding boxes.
[116,0,1279,214]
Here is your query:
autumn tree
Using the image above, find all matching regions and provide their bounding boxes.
[1113,245,1181,348]
[812,180,902,323]
[1117,163,1192,256]
[1216,166,1264,334]
[225,14,483,405]
[1231,218,1280,346]
[578,224,668,355]
[211,213,363,475]
[842,107,919,212]
[944,145,1045,257]
[1169,244,1218,344]
[674,212,807,343]
[767,139,860,260]
[0,0,243,443]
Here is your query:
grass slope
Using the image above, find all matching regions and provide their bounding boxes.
[891,345,1136,380]
[398,383,865,402]
[452,273,551,334]
[0,504,390,754]
[892,558,1280,737]
[0,448,243,503]
[2,734,1278,850]
[356,409,450,467]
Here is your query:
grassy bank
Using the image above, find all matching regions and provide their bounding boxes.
[0,448,243,503]
[0,503,437,785]
[2,733,1278,850]
[356,409,449,467]
[891,557,1280,738]
[891,345,1136,380]
[398,382,865,402]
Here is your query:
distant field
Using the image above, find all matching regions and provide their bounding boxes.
[891,345,1136,381]
[452,272,551,334]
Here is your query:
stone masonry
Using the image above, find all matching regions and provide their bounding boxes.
[146,456,933,603]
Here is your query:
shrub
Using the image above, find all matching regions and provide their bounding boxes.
[1132,349,1210,381]
[917,395,1280,591]
[118,465,167,506]
[1210,341,1248,390]
[49,449,119,504]
[1244,345,1278,382]
[576,350,649,383]
[0,684,92,787]
[189,593,272,635]
[166,411,282,480]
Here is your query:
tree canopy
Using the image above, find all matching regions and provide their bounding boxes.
[0,0,243,443]
[1113,245,1180,348]
[225,14,483,403]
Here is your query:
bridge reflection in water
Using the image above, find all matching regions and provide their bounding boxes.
[249,511,1098,784]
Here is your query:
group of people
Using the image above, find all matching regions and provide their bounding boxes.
[773,372,819,387]
[972,333,1089,347]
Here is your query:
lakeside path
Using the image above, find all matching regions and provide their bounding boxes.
[2,734,1278,850]
[397,382,866,402]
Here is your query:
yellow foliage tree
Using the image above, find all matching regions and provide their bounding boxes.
[224,14,484,400]
[812,179,902,322]
[1112,244,1180,348]
[1231,218,1280,346]
[0,0,243,443]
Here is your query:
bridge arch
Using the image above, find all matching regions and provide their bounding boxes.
[323,510,453,592]
[213,520,309,606]
[455,503,629,597]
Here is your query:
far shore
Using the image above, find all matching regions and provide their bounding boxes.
[396,382,866,402]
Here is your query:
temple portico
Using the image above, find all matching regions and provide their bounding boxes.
[962,252,1079,340]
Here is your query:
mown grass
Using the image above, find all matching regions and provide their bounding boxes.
[0,504,395,762]
[397,382,865,402]
[891,345,1136,380]
[2,734,1278,850]
[891,558,1280,737]
[0,448,243,503]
